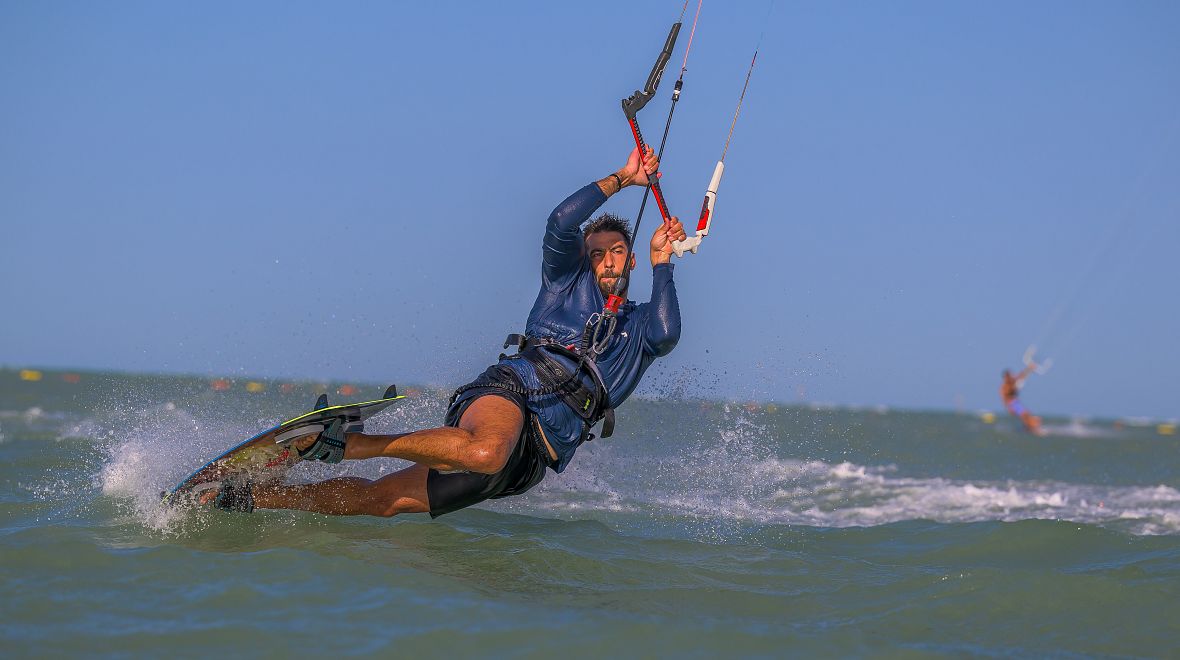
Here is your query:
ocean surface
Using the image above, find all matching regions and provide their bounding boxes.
[2,367,1178,657]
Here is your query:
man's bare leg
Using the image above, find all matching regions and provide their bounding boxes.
[250,463,432,517]
[1021,412,1045,436]
[298,394,525,475]
[219,394,525,517]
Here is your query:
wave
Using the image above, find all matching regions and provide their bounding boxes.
[518,453,1180,536]
[509,408,1180,536]
[519,453,1180,538]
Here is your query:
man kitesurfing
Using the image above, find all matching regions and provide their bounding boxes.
[1000,362,1044,436]
[205,147,689,516]
[182,3,764,517]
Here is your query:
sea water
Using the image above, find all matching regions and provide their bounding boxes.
[2,368,1178,656]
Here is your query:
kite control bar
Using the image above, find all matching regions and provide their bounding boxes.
[621,21,680,230]
[1023,345,1054,375]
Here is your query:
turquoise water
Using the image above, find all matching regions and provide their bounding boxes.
[2,368,1178,656]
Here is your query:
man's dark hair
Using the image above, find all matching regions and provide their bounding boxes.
[583,213,633,249]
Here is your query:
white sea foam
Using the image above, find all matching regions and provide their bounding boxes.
[1040,418,1117,438]
[93,401,225,530]
[513,403,1180,536]
[657,454,1180,535]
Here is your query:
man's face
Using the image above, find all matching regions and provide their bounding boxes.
[586,230,634,298]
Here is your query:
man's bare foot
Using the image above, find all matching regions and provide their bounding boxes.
[187,481,221,506]
[288,430,320,453]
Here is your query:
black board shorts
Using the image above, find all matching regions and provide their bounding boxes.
[426,365,551,518]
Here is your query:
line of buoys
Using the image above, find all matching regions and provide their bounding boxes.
[204,378,367,396]
[4,367,1172,431]
[977,412,1178,436]
[11,370,84,383]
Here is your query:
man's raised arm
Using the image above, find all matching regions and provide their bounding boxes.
[541,147,660,286]
[643,216,686,357]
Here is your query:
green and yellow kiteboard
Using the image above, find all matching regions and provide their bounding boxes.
[164,385,404,506]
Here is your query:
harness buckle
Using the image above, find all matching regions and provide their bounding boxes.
[503,334,527,352]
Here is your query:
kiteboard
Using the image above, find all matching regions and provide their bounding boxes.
[164,385,404,506]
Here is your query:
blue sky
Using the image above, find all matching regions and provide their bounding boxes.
[2,1,1177,419]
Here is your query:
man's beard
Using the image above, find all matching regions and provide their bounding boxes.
[598,271,626,298]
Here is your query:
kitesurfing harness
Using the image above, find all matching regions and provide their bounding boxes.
[450,334,615,440]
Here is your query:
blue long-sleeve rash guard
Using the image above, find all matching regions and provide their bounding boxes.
[501,182,681,472]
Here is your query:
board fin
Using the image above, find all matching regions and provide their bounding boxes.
[383,384,398,399]
[313,394,329,410]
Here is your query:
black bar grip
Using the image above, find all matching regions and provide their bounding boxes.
[620,21,681,119]
[645,22,681,97]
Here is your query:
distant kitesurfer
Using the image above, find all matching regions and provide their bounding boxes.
[1000,364,1043,436]
[208,146,687,516]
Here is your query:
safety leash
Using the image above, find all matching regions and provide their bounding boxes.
[672,18,765,257]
